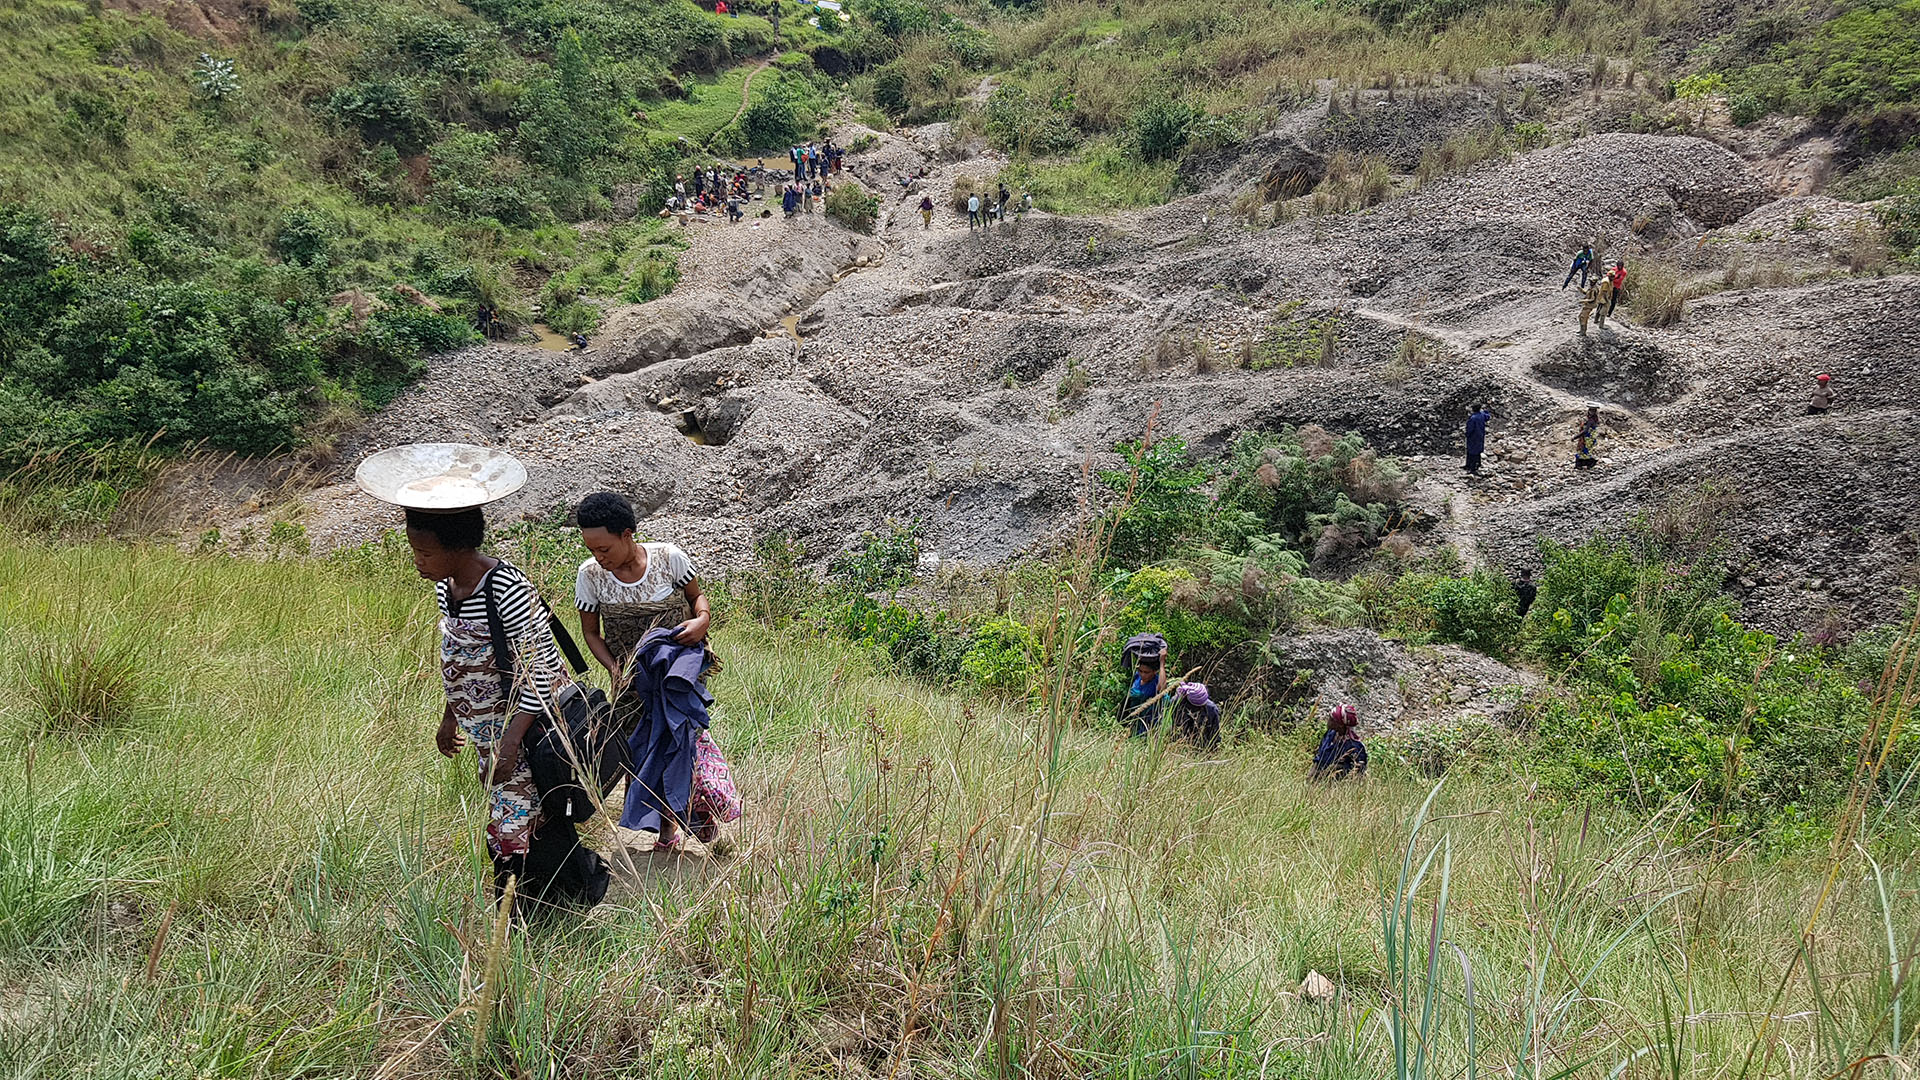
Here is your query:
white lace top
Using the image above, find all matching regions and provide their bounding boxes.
[574,543,699,612]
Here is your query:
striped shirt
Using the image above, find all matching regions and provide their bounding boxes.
[436,562,564,715]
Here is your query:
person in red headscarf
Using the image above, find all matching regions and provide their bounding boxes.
[1311,704,1368,780]
[1808,373,1836,415]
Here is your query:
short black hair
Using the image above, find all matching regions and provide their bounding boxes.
[576,491,637,535]
[405,506,485,551]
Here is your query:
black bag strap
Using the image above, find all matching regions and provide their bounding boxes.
[478,561,593,713]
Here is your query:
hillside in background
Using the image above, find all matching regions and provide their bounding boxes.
[1,0,1916,465]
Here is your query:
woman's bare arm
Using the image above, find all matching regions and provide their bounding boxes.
[579,608,623,678]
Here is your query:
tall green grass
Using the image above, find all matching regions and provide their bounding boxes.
[0,536,1915,1077]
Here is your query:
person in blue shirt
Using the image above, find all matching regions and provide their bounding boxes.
[1311,704,1368,780]
[1562,244,1594,289]
[1119,633,1169,737]
[1464,404,1490,474]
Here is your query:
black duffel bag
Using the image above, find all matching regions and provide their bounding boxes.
[482,566,625,823]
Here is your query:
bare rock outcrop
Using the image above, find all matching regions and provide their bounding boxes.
[1264,628,1543,732]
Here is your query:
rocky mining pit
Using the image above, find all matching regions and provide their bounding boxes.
[188,72,1919,637]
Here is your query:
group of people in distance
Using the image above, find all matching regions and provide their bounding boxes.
[660,142,844,224]
[1116,633,1369,781]
[1458,247,1846,475]
[964,182,1030,229]
[1563,243,1628,335]
[407,490,739,915]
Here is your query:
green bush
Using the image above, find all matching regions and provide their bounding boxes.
[856,0,934,35]
[274,207,333,268]
[1133,96,1195,163]
[1210,427,1407,566]
[961,616,1040,691]
[825,184,881,232]
[1098,436,1211,568]
[871,65,911,116]
[1529,615,1882,834]
[829,521,923,595]
[1718,0,1920,125]
[1425,570,1520,655]
[325,78,436,151]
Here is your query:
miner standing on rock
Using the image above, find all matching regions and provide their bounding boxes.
[1579,273,1613,335]
[1464,404,1491,474]
[1563,244,1595,289]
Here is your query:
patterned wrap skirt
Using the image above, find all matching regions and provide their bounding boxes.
[439,614,541,858]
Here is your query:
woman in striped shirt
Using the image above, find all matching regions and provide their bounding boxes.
[408,505,606,909]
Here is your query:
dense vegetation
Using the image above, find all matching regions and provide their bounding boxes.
[714,428,1912,841]
[0,0,814,465]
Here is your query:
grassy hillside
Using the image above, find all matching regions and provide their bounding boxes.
[0,0,827,466]
[1,530,1917,1077]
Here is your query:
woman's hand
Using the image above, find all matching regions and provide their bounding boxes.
[672,612,711,645]
[488,737,522,784]
[486,710,539,784]
[436,711,463,757]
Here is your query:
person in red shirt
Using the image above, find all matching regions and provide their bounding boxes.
[1607,259,1626,315]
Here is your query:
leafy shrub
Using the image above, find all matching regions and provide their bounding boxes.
[1210,427,1407,566]
[1098,436,1211,567]
[517,30,617,178]
[847,602,970,681]
[1133,95,1195,163]
[1106,566,1252,668]
[1719,0,1920,125]
[826,184,881,232]
[1384,717,1503,777]
[326,78,436,151]
[857,0,934,35]
[429,131,545,225]
[829,521,923,595]
[1425,570,1520,655]
[961,616,1040,691]
[324,299,475,408]
[733,87,813,152]
[274,207,333,268]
